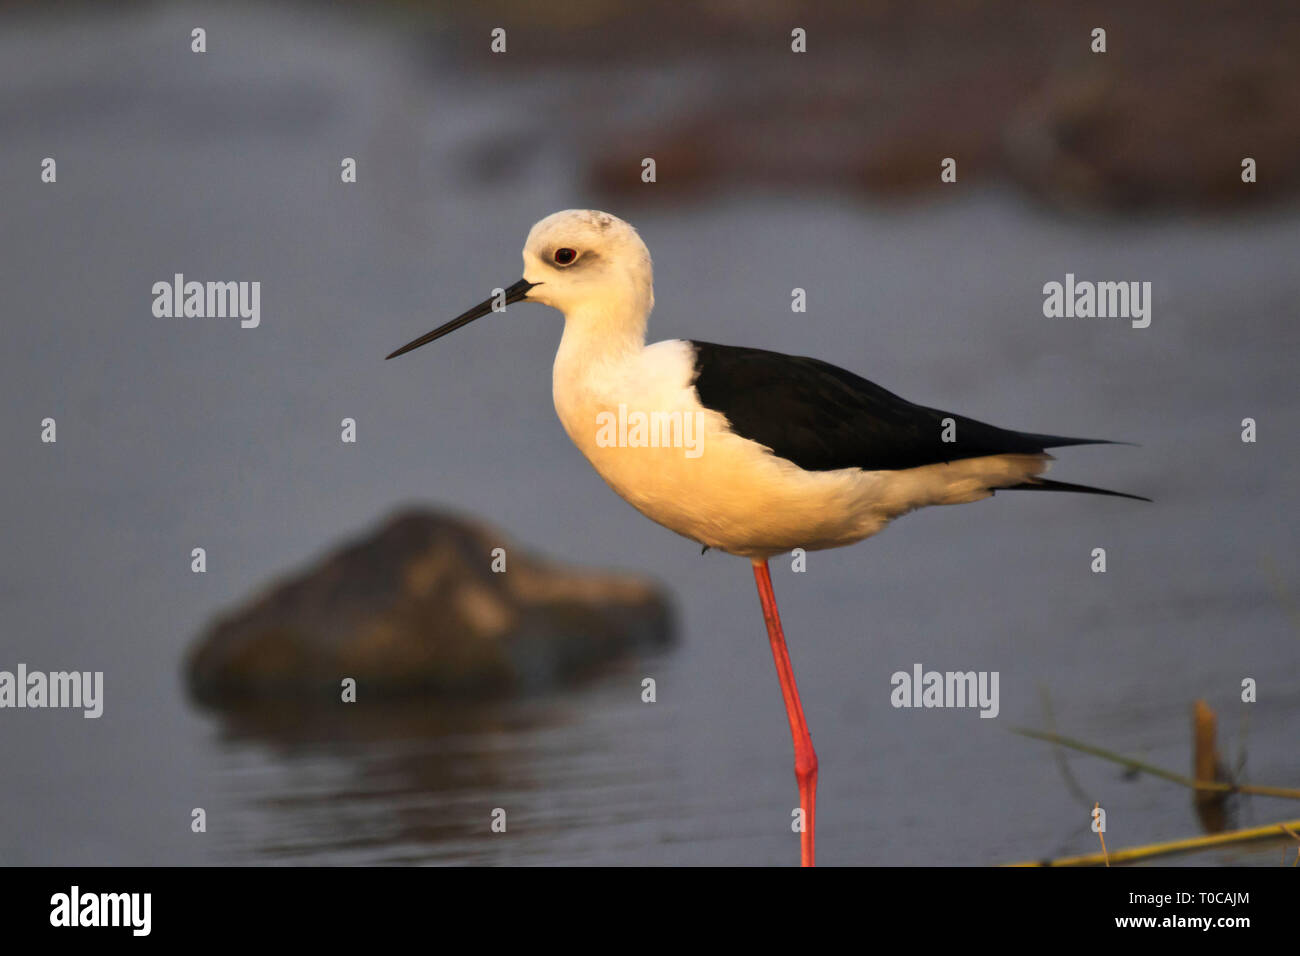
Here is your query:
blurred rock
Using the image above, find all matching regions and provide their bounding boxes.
[186,509,674,702]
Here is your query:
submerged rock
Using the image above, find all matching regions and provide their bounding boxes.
[186,509,674,702]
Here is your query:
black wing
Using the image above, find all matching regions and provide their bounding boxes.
[689,341,1115,473]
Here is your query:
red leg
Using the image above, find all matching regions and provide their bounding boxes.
[752,559,818,866]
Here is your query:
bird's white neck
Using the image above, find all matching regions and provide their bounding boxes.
[551,289,653,460]
[553,291,651,375]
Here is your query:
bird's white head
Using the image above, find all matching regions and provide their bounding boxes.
[386,209,653,361]
[520,209,653,318]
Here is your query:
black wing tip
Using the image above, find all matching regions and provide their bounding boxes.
[1033,436,1141,450]
[1008,478,1152,502]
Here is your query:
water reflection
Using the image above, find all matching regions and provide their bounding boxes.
[200,656,683,865]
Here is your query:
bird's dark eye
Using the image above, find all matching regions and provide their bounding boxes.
[553,248,577,265]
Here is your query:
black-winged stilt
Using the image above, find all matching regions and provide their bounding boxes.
[387,209,1146,866]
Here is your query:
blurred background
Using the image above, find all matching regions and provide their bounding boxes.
[0,0,1297,865]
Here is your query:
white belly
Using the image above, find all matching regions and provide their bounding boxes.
[552,339,1048,559]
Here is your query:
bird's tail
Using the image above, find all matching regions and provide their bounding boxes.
[1005,477,1151,502]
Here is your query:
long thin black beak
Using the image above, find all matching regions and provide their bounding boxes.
[386,278,537,359]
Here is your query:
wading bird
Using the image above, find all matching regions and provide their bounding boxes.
[387,209,1145,866]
